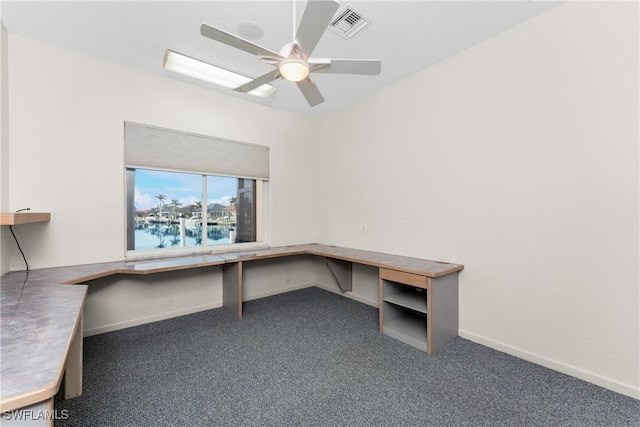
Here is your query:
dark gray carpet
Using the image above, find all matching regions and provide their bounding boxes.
[54,287,639,426]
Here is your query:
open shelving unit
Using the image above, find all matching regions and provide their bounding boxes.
[379,267,459,354]
[380,269,429,352]
[383,288,428,350]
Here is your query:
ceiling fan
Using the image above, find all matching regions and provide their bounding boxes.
[200,0,381,107]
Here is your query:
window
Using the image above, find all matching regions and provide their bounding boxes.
[126,169,257,251]
[124,122,268,255]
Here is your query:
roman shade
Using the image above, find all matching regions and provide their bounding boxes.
[124,122,270,180]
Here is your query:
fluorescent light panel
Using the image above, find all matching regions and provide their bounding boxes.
[163,50,275,98]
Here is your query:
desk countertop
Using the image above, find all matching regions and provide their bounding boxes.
[306,245,463,277]
[2,244,463,287]
[216,244,464,277]
[0,273,87,411]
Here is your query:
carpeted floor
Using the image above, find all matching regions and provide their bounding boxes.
[54,287,640,426]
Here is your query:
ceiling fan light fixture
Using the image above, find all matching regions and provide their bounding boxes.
[279,59,310,82]
[163,49,275,98]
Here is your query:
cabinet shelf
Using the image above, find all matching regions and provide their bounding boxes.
[383,291,427,314]
[0,212,51,225]
[383,316,427,352]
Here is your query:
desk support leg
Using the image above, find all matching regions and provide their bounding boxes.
[427,273,459,354]
[64,310,83,399]
[223,262,243,319]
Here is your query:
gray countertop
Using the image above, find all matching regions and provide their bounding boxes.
[1,272,87,411]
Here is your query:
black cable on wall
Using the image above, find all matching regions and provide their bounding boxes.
[10,208,30,271]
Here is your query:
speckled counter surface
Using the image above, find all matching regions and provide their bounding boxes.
[0,272,87,411]
[216,244,464,277]
[305,244,464,277]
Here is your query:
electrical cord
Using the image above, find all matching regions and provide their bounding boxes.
[10,208,30,271]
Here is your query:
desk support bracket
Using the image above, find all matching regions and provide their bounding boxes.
[326,258,352,293]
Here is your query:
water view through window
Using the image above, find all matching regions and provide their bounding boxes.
[130,169,252,251]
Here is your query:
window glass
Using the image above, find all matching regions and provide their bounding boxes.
[127,168,258,253]
[206,175,237,246]
[131,170,202,250]
[236,179,256,243]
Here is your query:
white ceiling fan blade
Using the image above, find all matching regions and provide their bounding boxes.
[234,69,281,93]
[201,23,283,59]
[295,0,340,58]
[296,77,325,106]
[311,59,382,75]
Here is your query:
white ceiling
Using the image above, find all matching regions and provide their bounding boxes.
[1,1,561,118]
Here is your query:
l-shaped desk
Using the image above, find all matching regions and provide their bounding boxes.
[0,243,463,425]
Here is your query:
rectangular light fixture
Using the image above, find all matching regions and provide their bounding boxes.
[163,49,275,98]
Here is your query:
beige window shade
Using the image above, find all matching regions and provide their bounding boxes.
[125,122,270,180]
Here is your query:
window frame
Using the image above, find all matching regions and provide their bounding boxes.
[123,122,270,259]
[125,167,267,259]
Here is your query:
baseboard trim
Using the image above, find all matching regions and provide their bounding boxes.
[83,301,223,337]
[459,329,640,400]
[314,282,379,308]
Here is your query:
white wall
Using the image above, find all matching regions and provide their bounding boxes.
[6,34,318,270]
[312,2,639,398]
[1,23,10,275]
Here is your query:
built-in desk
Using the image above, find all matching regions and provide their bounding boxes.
[218,244,464,353]
[0,244,463,425]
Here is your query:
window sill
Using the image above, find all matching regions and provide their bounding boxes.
[125,242,271,262]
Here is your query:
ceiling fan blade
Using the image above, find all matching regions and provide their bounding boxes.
[295,0,340,58]
[311,59,382,75]
[201,23,283,59]
[296,78,325,106]
[234,69,281,93]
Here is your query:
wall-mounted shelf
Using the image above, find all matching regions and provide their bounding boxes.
[0,212,51,225]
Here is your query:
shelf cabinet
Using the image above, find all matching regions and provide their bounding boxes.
[379,268,459,354]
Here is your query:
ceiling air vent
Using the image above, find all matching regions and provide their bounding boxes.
[328,5,370,39]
